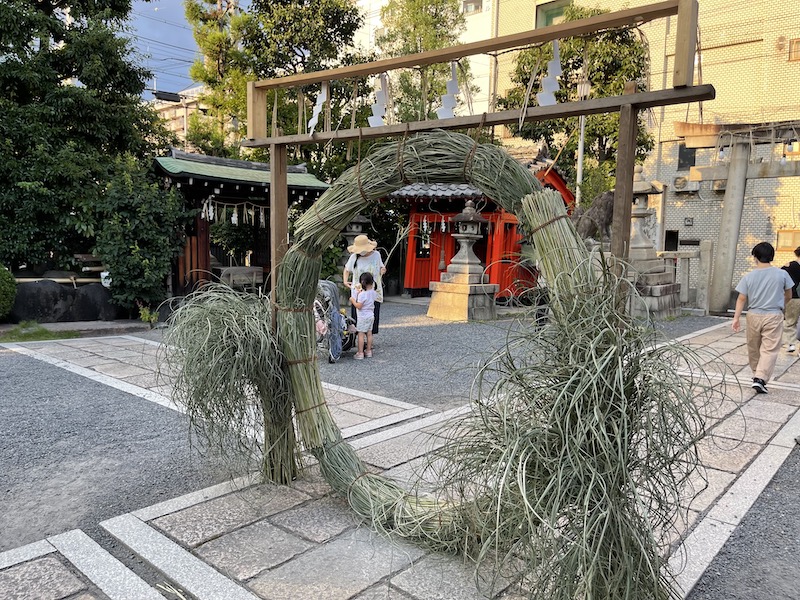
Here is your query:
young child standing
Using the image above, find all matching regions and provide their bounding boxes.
[732,242,795,393]
[349,272,377,360]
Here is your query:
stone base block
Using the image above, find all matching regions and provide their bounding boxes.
[427,282,499,321]
[629,291,682,319]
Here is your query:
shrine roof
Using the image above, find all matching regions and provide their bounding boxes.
[155,149,329,190]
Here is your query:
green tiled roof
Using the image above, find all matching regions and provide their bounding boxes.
[155,156,329,190]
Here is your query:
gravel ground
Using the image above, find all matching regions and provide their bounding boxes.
[0,349,231,552]
[316,302,729,411]
[688,446,800,600]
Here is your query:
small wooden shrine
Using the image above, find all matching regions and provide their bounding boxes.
[154,149,328,294]
[395,165,573,299]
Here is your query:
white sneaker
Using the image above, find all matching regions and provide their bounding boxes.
[788,344,797,353]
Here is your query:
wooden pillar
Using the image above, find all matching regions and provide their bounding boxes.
[247,82,267,140]
[673,0,699,88]
[610,83,639,263]
[270,143,288,328]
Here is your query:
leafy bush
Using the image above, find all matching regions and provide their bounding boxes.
[0,265,16,319]
[94,155,193,311]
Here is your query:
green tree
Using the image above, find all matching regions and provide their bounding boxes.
[240,0,377,181]
[93,155,192,311]
[377,0,466,122]
[0,0,172,272]
[184,0,252,157]
[499,5,653,202]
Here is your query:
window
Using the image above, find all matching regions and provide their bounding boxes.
[789,38,800,62]
[777,230,800,251]
[536,0,570,28]
[462,0,483,15]
[677,143,696,170]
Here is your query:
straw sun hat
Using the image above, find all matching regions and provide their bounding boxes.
[347,234,378,255]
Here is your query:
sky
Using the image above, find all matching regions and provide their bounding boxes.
[129,0,200,98]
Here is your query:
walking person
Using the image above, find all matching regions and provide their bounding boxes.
[349,272,377,360]
[780,246,800,353]
[343,234,386,337]
[732,242,795,393]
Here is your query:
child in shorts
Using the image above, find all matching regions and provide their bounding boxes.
[349,272,377,359]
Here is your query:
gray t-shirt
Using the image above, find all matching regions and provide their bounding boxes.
[735,266,794,314]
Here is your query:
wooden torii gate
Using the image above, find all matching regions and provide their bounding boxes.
[243,0,712,296]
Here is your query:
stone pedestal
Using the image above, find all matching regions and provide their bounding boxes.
[427,229,498,321]
[628,192,681,319]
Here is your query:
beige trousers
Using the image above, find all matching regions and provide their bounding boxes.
[783,297,800,345]
[746,312,784,382]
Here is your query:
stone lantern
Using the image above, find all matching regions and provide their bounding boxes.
[427,199,499,321]
[444,199,489,282]
[340,214,370,267]
[629,165,660,261]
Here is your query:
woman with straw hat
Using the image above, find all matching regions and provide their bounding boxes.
[343,234,386,337]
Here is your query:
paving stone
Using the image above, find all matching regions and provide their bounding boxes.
[776,366,800,384]
[711,414,783,444]
[739,398,796,423]
[152,485,310,547]
[335,399,402,419]
[91,362,151,379]
[352,583,417,599]
[118,373,160,388]
[68,356,121,368]
[390,553,511,600]
[695,436,762,473]
[98,350,144,360]
[358,432,443,469]
[684,467,736,513]
[329,406,372,429]
[195,520,313,580]
[0,556,85,600]
[323,389,368,407]
[289,466,333,499]
[247,527,425,600]
[756,385,800,407]
[269,496,361,543]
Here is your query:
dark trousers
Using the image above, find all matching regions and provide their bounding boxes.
[351,301,380,334]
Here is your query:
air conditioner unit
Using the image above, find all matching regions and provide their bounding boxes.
[712,179,727,192]
[673,176,700,193]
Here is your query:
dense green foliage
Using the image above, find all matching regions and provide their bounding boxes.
[93,156,192,310]
[377,0,466,122]
[0,266,16,319]
[0,0,173,271]
[499,5,654,199]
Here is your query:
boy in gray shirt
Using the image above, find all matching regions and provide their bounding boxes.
[732,242,794,393]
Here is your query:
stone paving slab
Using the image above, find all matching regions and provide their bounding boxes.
[151,484,310,548]
[246,527,426,600]
[194,520,313,580]
[0,555,88,600]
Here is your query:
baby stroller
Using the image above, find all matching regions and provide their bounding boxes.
[314,280,357,363]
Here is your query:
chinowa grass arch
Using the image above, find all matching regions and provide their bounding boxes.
[273,130,592,542]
